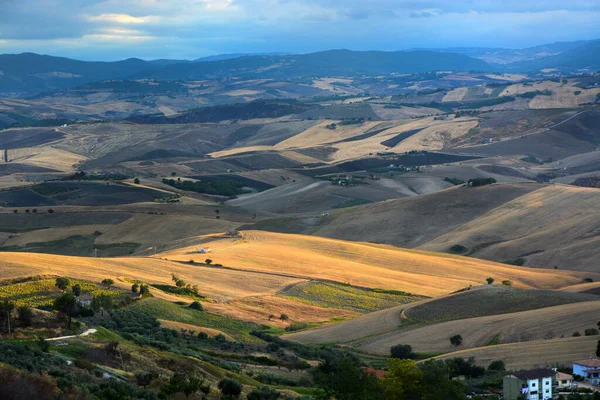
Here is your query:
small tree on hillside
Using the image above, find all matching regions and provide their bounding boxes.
[279,313,289,321]
[450,334,463,346]
[54,293,77,328]
[205,259,213,265]
[140,284,150,297]
[176,279,186,288]
[71,284,81,297]
[486,277,495,285]
[171,273,180,283]
[390,344,413,359]
[131,283,139,293]
[101,278,114,289]
[218,378,242,399]
[55,277,70,291]
[134,178,140,184]
[596,340,600,358]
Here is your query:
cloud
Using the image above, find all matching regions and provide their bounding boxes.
[0,0,599,60]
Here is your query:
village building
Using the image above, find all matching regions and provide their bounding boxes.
[503,368,556,400]
[572,359,600,384]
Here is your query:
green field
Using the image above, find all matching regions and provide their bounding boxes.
[0,277,124,307]
[280,281,425,313]
[128,298,260,343]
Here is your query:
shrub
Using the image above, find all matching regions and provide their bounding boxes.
[486,277,494,285]
[488,360,505,371]
[584,278,594,283]
[390,344,413,359]
[55,277,70,291]
[285,322,308,332]
[247,386,281,400]
[502,280,512,286]
[450,335,463,346]
[279,313,289,321]
[101,278,114,288]
[205,259,213,265]
[131,283,139,293]
[74,358,95,373]
[585,328,599,336]
[71,284,81,297]
[198,332,209,340]
[47,209,54,214]
[218,378,242,399]
[17,305,33,327]
[189,301,203,311]
[134,178,140,184]
[573,331,582,337]
[448,244,468,254]
[468,177,497,187]
[38,337,50,352]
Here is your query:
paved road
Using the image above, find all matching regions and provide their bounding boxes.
[45,328,97,341]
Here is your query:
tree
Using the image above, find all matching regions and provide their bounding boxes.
[502,280,512,286]
[176,279,186,288]
[205,259,213,265]
[488,360,506,371]
[585,328,599,336]
[486,277,494,285]
[450,334,463,346]
[92,294,113,316]
[17,305,33,327]
[171,172,177,176]
[160,373,209,399]
[101,278,114,289]
[0,300,15,334]
[71,284,81,297]
[55,277,70,291]
[218,378,242,399]
[279,313,289,321]
[135,371,158,388]
[189,301,203,311]
[171,273,180,283]
[381,359,423,400]
[268,314,275,321]
[53,293,77,328]
[312,357,382,400]
[420,359,466,400]
[134,178,140,184]
[139,284,150,297]
[596,340,600,358]
[390,344,413,359]
[247,386,281,400]
[47,209,54,214]
[38,337,50,352]
[131,283,139,293]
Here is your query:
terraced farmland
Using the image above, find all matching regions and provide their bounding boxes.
[280,281,426,313]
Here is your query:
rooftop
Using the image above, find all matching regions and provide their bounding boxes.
[573,359,600,368]
[511,369,556,381]
[556,372,573,380]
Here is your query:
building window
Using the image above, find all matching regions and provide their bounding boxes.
[532,382,536,387]
[546,389,549,393]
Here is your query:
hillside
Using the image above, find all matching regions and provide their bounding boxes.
[311,183,600,271]
[154,230,591,297]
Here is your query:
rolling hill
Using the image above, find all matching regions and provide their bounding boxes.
[311,183,600,271]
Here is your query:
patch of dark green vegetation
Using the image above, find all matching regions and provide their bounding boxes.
[380,128,423,147]
[190,175,274,191]
[150,284,205,300]
[162,178,249,197]
[444,177,465,185]
[76,79,187,94]
[467,177,497,187]
[62,171,131,181]
[515,90,553,99]
[503,258,526,266]
[129,99,311,124]
[0,226,50,233]
[332,198,371,209]
[571,176,600,188]
[521,155,553,164]
[0,235,140,257]
[448,244,468,254]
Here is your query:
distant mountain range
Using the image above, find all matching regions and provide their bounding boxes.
[0,39,598,95]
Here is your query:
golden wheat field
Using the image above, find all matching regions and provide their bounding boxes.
[155,230,591,297]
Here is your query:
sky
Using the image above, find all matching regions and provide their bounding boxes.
[0,0,599,61]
